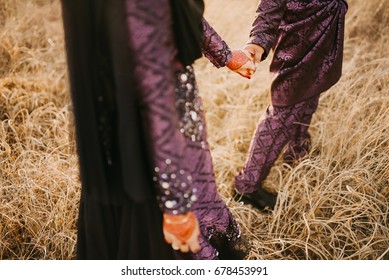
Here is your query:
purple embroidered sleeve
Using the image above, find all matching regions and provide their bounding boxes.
[248,0,287,60]
[125,0,196,215]
[201,18,232,68]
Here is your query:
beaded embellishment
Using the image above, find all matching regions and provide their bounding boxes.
[174,65,205,143]
[152,66,205,214]
[153,159,197,214]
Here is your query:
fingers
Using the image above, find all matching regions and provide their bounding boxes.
[246,60,256,71]
[243,46,255,59]
[235,67,255,79]
[242,49,256,68]
[188,240,201,253]
[187,227,201,253]
[180,244,189,253]
[238,72,251,79]
[162,211,202,254]
[226,47,260,79]
[232,55,257,79]
[163,223,201,253]
[166,233,183,252]
[163,230,173,244]
[241,49,253,60]
[168,238,199,253]
[171,242,180,251]
[242,60,256,73]
[164,230,199,253]
[172,242,199,253]
[245,46,261,63]
[244,44,265,64]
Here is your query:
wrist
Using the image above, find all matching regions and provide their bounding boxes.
[163,212,192,225]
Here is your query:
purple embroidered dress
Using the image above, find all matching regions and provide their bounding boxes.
[127,0,244,258]
[236,0,348,193]
[62,0,244,260]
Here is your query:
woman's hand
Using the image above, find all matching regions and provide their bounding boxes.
[227,49,256,79]
[163,211,201,253]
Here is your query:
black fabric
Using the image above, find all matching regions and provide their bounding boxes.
[77,196,174,259]
[61,0,154,204]
[170,0,205,65]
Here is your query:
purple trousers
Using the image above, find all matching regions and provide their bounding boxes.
[235,94,320,193]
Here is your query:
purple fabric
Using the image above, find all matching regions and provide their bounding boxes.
[248,0,348,106]
[201,18,232,68]
[125,0,240,259]
[126,0,192,215]
[236,95,320,193]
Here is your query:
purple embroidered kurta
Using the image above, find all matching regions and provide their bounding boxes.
[249,0,348,106]
[235,0,348,194]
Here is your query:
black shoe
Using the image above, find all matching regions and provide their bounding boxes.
[210,234,251,260]
[236,187,277,211]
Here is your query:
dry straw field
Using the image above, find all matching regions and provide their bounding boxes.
[0,0,388,259]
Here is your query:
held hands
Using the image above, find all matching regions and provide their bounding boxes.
[163,211,201,254]
[227,49,256,79]
[226,44,265,79]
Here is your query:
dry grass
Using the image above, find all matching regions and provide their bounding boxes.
[0,0,78,259]
[0,0,388,259]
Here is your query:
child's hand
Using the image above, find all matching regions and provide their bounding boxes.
[227,50,256,79]
[163,212,201,253]
[244,44,265,65]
